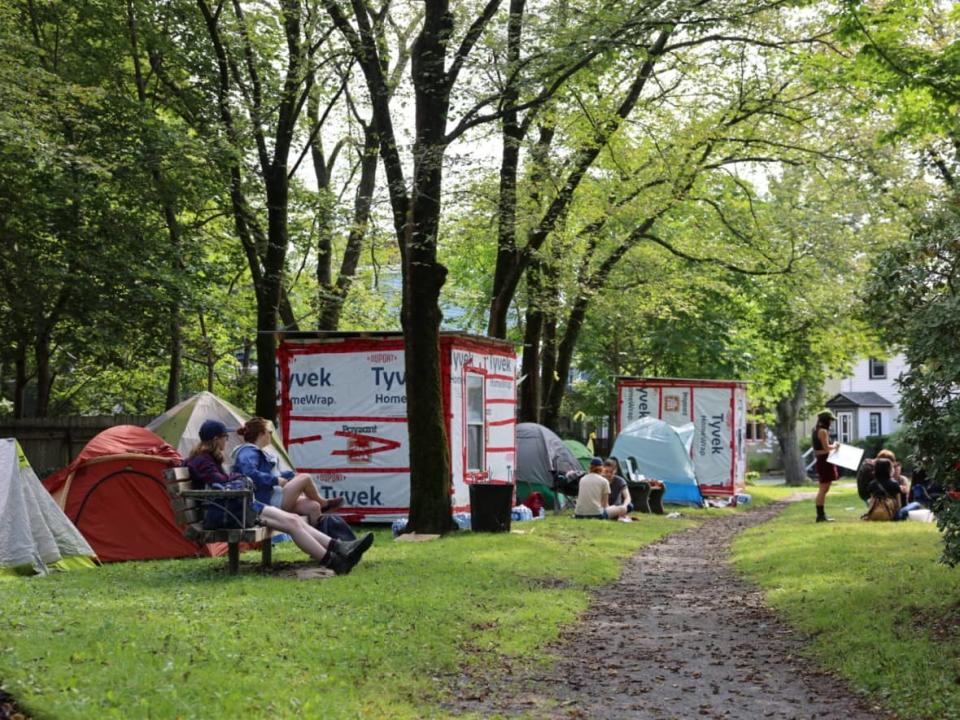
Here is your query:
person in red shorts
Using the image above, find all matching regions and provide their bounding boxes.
[812,410,840,522]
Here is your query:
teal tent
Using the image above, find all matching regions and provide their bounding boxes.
[610,417,703,506]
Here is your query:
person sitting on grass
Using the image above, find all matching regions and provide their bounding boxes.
[187,419,372,574]
[573,457,627,520]
[602,459,634,516]
[231,417,343,528]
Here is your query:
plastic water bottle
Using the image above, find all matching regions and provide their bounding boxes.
[735,492,752,505]
[538,507,545,519]
[391,518,408,536]
[511,505,533,522]
[452,512,472,530]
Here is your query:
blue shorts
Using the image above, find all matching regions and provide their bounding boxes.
[574,510,608,520]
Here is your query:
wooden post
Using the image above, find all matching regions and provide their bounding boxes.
[227,543,240,574]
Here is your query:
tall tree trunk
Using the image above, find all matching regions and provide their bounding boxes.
[318,126,379,330]
[256,172,289,420]
[774,380,807,486]
[34,332,52,417]
[127,1,184,409]
[404,2,455,535]
[488,0,526,340]
[519,261,543,423]
[13,340,27,419]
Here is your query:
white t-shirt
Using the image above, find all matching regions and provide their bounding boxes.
[575,472,610,516]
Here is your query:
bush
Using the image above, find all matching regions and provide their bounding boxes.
[745,470,760,484]
[747,454,770,475]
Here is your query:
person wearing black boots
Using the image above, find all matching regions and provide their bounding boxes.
[187,419,372,574]
[812,410,840,522]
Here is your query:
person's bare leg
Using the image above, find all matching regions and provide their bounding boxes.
[293,496,324,525]
[606,505,627,520]
[259,507,331,561]
[281,475,325,522]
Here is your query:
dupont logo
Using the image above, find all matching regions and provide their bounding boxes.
[367,353,398,363]
[314,472,347,483]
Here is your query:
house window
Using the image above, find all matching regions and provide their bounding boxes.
[869,358,886,379]
[869,412,881,436]
[466,374,485,472]
[745,420,767,442]
[838,412,853,444]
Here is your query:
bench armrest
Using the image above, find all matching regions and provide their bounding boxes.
[180,489,254,499]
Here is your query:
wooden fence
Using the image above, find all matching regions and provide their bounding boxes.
[1,416,152,478]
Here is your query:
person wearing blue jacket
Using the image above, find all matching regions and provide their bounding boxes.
[187,419,371,574]
[230,416,343,527]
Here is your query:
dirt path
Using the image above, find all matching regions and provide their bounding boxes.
[448,502,886,720]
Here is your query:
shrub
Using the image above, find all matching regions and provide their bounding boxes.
[747,454,770,475]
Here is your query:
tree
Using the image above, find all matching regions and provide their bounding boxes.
[322,0,711,532]
[865,199,960,563]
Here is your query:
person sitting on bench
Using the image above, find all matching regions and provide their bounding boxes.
[231,417,343,528]
[188,419,371,574]
[574,457,627,520]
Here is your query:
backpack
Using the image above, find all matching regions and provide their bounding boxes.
[863,495,898,522]
[203,477,258,529]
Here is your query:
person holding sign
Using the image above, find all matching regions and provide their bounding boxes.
[812,410,840,523]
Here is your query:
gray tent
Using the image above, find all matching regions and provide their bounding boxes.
[0,438,97,576]
[516,423,583,507]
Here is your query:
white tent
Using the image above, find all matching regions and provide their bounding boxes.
[146,391,293,473]
[0,438,97,576]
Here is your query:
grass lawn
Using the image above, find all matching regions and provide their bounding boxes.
[1,512,708,720]
[732,484,960,720]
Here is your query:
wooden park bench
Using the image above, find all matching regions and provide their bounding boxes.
[164,467,272,575]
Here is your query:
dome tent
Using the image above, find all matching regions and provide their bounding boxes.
[516,423,582,509]
[0,439,96,576]
[610,417,703,506]
[562,438,594,471]
[43,426,207,562]
[146,391,293,473]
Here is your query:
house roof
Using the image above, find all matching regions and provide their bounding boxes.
[826,392,894,408]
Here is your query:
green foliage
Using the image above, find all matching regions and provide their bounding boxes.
[747,454,770,475]
[865,198,960,563]
[733,487,960,720]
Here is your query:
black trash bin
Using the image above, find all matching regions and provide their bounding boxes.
[469,483,513,532]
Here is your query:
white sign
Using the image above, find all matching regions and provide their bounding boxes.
[827,443,864,471]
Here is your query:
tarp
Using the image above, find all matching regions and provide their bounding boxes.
[563,439,594,471]
[610,417,703,506]
[43,426,208,562]
[146,391,293,473]
[0,439,96,576]
[516,423,581,508]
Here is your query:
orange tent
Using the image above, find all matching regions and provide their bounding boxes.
[43,426,208,562]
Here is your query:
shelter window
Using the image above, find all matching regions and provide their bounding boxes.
[466,374,485,472]
[869,412,881,436]
[869,358,886,379]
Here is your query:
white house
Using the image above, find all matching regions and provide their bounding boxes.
[824,355,908,442]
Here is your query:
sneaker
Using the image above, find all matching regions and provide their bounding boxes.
[815,515,835,523]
